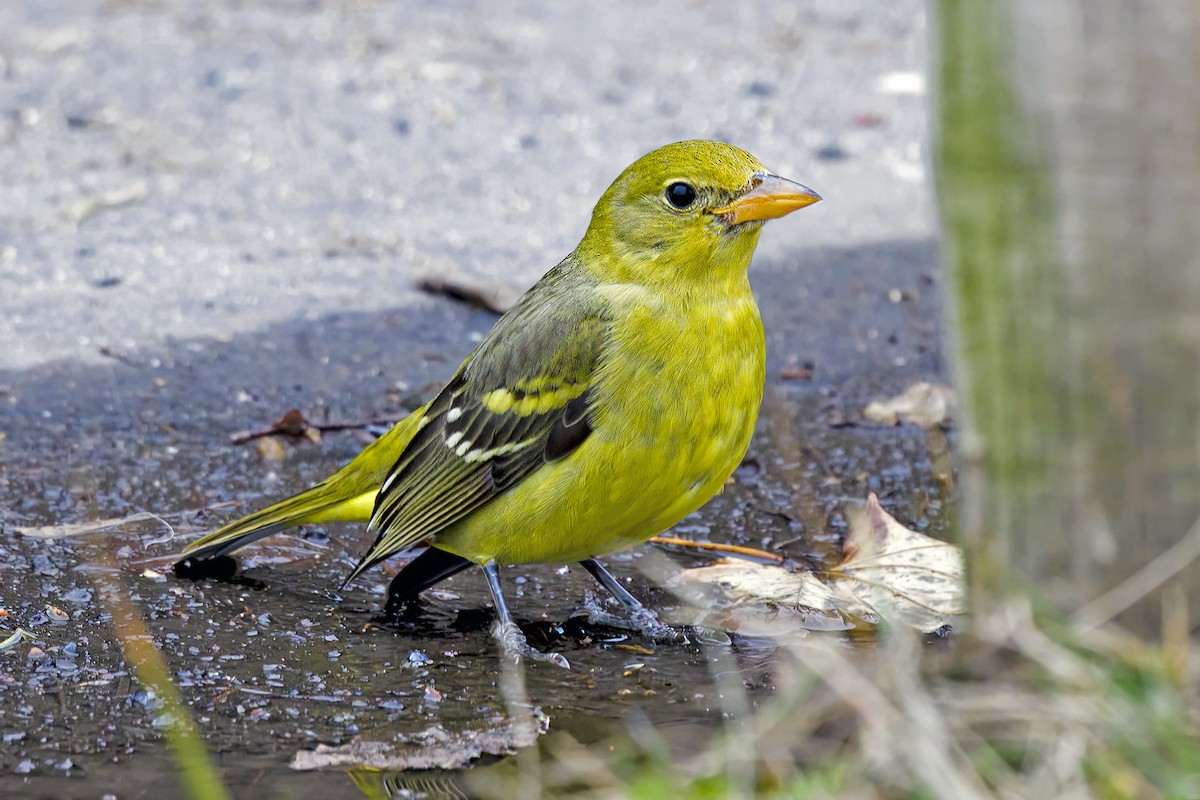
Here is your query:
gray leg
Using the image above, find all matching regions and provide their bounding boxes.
[578,558,730,646]
[579,558,644,610]
[482,562,569,669]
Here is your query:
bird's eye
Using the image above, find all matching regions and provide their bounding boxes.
[665,182,697,209]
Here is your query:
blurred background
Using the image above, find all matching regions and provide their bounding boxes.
[0,1,929,371]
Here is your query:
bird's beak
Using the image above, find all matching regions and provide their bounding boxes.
[713,172,821,225]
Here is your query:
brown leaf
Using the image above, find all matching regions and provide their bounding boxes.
[271,408,312,436]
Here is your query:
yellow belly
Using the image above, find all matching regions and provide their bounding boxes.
[434,290,765,565]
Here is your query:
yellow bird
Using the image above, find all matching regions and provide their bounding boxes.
[178,140,820,664]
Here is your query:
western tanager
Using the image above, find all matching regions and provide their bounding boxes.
[178,140,820,665]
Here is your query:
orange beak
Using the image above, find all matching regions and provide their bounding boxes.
[713,172,821,225]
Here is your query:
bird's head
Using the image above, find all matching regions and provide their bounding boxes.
[578,140,820,288]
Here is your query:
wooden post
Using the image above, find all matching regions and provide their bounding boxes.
[936,0,1200,628]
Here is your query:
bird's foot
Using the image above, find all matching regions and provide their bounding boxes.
[580,592,731,646]
[493,621,571,669]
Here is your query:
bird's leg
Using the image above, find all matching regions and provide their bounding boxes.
[579,557,665,630]
[482,562,570,669]
[579,558,730,646]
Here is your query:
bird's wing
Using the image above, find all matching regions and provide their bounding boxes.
[343,267,607,584]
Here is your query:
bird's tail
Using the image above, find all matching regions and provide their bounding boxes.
[180,481,378,562]
[179,402,431,564]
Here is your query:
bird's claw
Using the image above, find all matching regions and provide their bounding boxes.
[580,594,730,646]
[493,621,571,669]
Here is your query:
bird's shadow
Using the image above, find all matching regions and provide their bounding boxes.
[172,554,268,590]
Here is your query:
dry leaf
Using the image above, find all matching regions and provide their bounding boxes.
[675,560,869,633]
[674,494,963,636]
[863,382,956,428]
[270,408,311,436]
[231,409,323,445]
[832,493,964,633]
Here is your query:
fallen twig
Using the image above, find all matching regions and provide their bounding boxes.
[229,409,401,445]
[15,500,244,540]
[649,535,786,564]
[416,275,521,314]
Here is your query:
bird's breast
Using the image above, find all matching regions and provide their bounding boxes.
[599,291,766,436]
[585,289,766,533]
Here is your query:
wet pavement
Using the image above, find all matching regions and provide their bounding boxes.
[0,2,940,797]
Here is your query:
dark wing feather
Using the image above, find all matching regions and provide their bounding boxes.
[545,392,593,461]
[342,260,607,585]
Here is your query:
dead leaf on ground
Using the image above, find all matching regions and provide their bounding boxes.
[290,713,547,771]
[272,408,315,437]
[832,493,964,633]
[675,493,963,635]
[862,381,956,428]
[673,560,869,633]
